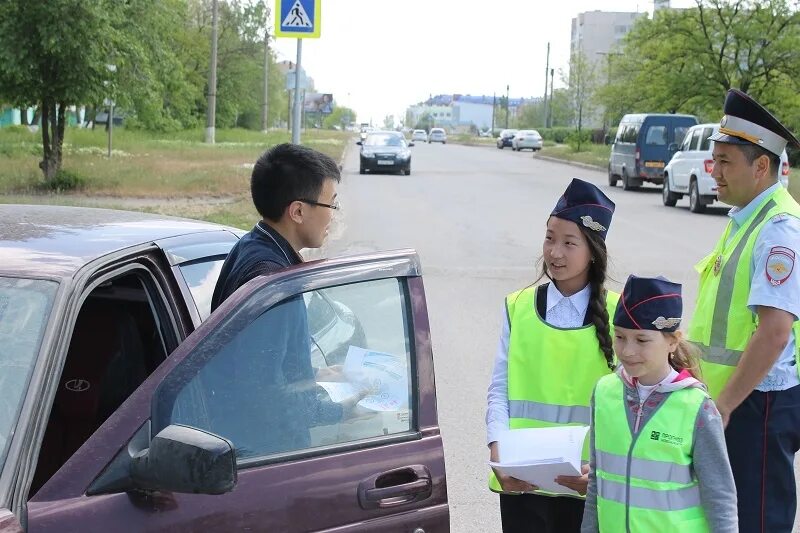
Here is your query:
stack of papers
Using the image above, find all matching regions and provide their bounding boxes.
[488,426,589,496]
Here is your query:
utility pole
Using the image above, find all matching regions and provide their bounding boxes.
[291,39,303,144]
[261,9,271,133]
[505,84,510,129]
[548,68,555,128]
[205,0,219,144]
[543,42,550,129]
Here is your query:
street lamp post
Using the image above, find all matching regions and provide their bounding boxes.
[104,63,116,158]
[505,84,510,129]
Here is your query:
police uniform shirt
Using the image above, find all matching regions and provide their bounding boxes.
[485,283,591,444]
[727,182,800,391]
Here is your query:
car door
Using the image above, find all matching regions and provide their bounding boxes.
[670,127,696,191]
[25,250,448,532]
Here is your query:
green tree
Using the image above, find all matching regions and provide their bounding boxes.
[516,101,546,129]
[323,106,356,129]
[562,50,598,150]
[595,0,800,128]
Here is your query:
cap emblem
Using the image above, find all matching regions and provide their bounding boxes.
[720,115,728,127]
[652,316,681,330]
[581,215,606,232]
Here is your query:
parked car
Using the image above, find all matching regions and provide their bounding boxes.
[412,129,428,142]
[511,130,543,152]
[0,205,448,532]
[663,123,791,213]
[496,129,518,149]
[478,128,494,138]
[358,131,413,175]
[608,113,698,190]
[428,128,447,144]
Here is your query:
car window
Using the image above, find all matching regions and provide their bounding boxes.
[674,126,691,146]
[644,125,667,145]
[155,277,414,465]
[615,125,628,143]
[689,128,703,151]
[365,134,405,147]
[179,258,226,320]
[680,129,694,151]
[623,124,640,143]
[0,277,57,472]
[699,127,715,151]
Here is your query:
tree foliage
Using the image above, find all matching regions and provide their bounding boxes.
[595,0,800,128]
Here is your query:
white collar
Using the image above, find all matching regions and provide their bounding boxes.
[546,282,591,314]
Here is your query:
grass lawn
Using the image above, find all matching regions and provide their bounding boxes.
[0,127,350,229]
[538,143,610,169]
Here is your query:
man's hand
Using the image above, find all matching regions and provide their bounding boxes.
[555,464,590,495]
[314,364,346,382]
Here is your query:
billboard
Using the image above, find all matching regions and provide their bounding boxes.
[303,93,334,114]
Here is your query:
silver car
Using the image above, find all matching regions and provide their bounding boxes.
[511,130,543,151]
[428,128,447,144]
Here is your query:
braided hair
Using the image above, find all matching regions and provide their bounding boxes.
[530,222,615,370]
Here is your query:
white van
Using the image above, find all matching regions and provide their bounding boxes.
[663,123,790,213]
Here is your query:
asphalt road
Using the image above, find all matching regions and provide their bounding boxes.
[319,139,800,532]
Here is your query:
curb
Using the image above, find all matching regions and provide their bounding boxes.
[533,154,605,172]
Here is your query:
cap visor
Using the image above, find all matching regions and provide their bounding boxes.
[708,132,752,145]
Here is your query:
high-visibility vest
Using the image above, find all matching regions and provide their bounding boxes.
[688,186,800,399]
[489,285,619,495]
[594,374,710,532]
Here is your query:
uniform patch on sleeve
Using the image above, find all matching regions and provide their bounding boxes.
[766,246,795,286]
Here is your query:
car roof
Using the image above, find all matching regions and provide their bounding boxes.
[0,204,236,279]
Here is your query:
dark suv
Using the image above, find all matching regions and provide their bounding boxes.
[496,129,518,149]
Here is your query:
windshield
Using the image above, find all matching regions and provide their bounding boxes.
[0,277,57,471]
[365,134,407,147]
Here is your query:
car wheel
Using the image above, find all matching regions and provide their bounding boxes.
[662,174,678,207]
[498,144,503,149]
[404,168,411,175]
[689,179,706,213]
[359,167,365,175]
[608,165,619,187]
[442,141,446,144]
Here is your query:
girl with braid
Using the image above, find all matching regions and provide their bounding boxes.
[486,178,618,533]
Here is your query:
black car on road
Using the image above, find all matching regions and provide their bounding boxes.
[358,131,413,175]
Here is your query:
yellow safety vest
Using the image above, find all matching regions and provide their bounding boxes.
[688,186,800,399]
[489,285,619,495]
[594,374,710,532]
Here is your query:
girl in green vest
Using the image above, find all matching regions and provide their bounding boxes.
[486,178,618,533]
[581,275,737,533]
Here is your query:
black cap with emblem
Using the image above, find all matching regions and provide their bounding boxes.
[614,275,683,332]
[709,88,800,157]
[550,178,615,241]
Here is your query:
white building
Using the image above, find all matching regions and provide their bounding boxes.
[406,94,539,132]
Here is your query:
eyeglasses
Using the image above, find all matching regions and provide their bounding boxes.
[297,199,340,210]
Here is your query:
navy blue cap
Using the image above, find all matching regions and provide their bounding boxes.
[709,88,800,156]
[550,178,615,240]
[614,275,683,332]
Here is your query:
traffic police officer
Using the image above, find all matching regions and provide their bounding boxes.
[688,88,800,532]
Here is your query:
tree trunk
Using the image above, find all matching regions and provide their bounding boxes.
[38,100,64,182]
[19,107,28,126]
[31,106,41,126]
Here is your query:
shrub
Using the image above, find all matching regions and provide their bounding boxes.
[39,169,87,192]
[566,130,592,152]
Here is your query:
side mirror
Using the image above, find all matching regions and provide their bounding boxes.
[131,425,236,495]
[356,141,362,145]
[668,142,678,152]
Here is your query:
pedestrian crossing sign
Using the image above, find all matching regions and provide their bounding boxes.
[275,0,321,38]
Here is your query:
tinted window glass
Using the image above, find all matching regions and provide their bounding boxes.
[699,127,715,151]
[645,125,667,145]
[680,129,694,151]
[624,124,640,143]
[689,128,703,150]
[365,134,406,147]
[0,277,57,472]
[674,126,690,146]
[157,278,414,464]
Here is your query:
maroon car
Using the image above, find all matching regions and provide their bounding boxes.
[0,205,448,532]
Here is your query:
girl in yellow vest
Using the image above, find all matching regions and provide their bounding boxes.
[486,178,618,533]
[581,275,737,532]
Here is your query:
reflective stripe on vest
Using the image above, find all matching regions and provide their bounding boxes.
[594,374,709,532]
[509,400,591,425]
[689,187,800,398]
[488,286,619,495]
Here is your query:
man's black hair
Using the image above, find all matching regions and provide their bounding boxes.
[737,143,781,179]
[251,143,341,221]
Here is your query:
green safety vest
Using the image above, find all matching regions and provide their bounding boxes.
[594,374,710,532]
[489,285,619,495]
[688,186,800,399]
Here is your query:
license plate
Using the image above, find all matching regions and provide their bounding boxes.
[377,160,394,165]
[644,161,665,168]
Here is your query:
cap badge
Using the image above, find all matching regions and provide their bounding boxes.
[652,316,681,330]
[580,215,606,232]
[720,115,728,127]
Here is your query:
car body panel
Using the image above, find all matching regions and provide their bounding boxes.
[496,129,518,148]
[511,130,543,151]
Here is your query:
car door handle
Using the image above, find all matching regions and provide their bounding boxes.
[358,465,433,509]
